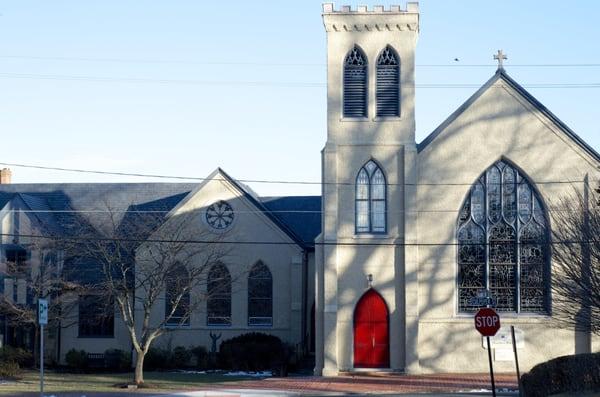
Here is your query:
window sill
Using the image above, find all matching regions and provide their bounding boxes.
[372,116,402,122]
[163,324,191,329]
[77,335,114,339]
[354,233,389,239]
[451,313,552,321]
[339,117,369,122]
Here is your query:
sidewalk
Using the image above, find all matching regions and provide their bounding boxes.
[183,372,519,395]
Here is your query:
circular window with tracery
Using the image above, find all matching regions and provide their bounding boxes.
[205,200,235,230]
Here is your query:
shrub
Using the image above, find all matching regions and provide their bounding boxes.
[521,352,600,397]
[0,346,33,367]
[104,349,131,371]
[0,361,21,379]
[143,347,169,371]
[219,332,291,372]
[190,345,209,369]
[65,349,88,370]
[170,346,192,368]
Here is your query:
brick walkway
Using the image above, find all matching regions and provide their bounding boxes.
[202,373,519,395]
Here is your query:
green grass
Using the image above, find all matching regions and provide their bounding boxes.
[0,369,254,395]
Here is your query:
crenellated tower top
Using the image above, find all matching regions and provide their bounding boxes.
[322,3,419,32]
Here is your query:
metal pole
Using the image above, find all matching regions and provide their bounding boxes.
[486,336,497,397]
[40,324,44,397]
[511,325,522,397]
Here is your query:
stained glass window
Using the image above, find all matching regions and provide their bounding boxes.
[457,160,549,314]
[207,263,231,326]
[376,46,400,117]
[165,264,190,326]
[343,46,368,118]
[356,160,387,234]
[248,261,272,326]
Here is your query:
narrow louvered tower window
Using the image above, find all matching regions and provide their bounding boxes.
[376,46,400,117]
[343,46,368,118]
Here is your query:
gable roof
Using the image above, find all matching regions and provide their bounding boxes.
[170,168,318,250]
[417,68,600,163]
[0,176,322,251]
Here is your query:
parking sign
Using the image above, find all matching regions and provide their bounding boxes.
[38,299,48,325]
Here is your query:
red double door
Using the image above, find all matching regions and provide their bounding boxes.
[353,289,390,368]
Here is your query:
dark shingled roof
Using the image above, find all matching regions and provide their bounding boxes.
[260,196,321,247]
[0,182,322,249]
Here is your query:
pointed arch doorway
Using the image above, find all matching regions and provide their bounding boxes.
[353,289,390,368]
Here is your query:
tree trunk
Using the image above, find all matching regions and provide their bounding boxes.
[134,351,145,385]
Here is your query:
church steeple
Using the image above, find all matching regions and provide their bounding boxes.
[322,3,419,145]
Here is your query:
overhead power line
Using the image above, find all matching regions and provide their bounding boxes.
[0,72,598,89]
[0,231,597,247]
[0,161,591,187]
[1,54,600,68]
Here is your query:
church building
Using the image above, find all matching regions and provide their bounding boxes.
[1,2,599,375]
[314,2,599,375]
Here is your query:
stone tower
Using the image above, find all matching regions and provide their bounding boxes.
[315,3,420,375]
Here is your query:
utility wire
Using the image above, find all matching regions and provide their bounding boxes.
[0,72,598,89]
[0,231,595,247]
[0,161,592,187]
[1,55,600,68]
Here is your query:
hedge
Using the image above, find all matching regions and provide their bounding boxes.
[521,352,600,397]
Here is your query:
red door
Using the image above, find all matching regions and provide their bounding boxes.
[353,289,390,368]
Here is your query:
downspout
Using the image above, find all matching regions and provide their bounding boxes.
[301,249,308,353]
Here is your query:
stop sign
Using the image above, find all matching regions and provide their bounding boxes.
[474,307,500,336]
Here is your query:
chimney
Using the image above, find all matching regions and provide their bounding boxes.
[0,168,12,184]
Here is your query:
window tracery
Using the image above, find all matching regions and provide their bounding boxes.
[376,46,400,117]
[457,160,549,313]
[343,46,368,117]
[356,160,386,233]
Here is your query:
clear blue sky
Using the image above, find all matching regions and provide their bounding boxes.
[0,1,598,196]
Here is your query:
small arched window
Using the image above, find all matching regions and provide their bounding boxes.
[376,46,400,117]
[248,261,272,326]
[207,263,231,326]
[343,45,368,118]
[356,160,387,234]
[457,160,550,314]
[165,264,191,326]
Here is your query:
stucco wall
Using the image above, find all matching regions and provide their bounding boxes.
[133,172,307,353]
[416,77,600,373]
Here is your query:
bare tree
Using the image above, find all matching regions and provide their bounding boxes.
[551,183,600,336]
[0,227,88,363]
[70,201,232,385]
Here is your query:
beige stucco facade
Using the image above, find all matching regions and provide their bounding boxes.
[314,2,600,375]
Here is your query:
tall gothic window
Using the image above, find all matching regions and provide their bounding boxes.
[78,295,114,338]
[165,264,190,326]
[356,160,387,234]
[376,46,400,117]
[343,46,368,118]
[248,261,272,326]
[207,263,231,326]
[457,160,549,314]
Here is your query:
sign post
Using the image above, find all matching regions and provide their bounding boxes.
[38,299,48,397]
[474,307,500,397]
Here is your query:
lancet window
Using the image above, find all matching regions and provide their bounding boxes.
[343,46,368,118]
[457,160,549,313]
[356,160,386,233]
[376,46,400,117]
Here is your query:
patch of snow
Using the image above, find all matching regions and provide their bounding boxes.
[223,371,272,377]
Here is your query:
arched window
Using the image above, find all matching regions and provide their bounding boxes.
[248,261,272,326]
[376,46,400,117]
[457,160,549,314]
[356,160,387,234]
[207,263,231,326]
[343,45,368,118]
[165,264,190,326]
